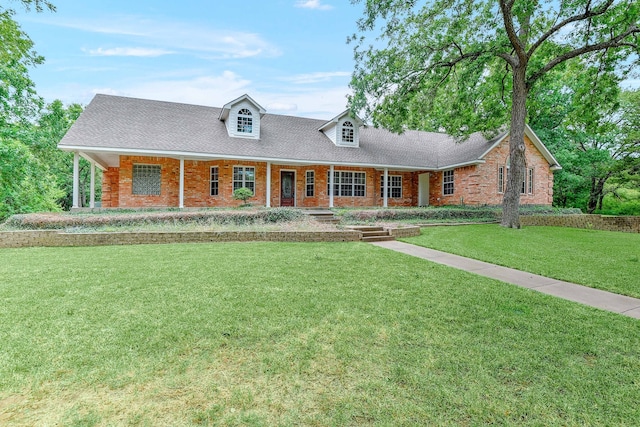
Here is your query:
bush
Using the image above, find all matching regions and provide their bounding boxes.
[233,187,254,205]
[3,208,306,230]
[335,206,582,223]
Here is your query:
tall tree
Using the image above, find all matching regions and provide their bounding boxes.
[349,0,640,227]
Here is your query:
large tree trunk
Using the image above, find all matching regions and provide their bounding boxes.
[501,65,527,228]
[587,177,606,213]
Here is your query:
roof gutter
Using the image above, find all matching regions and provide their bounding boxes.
[59,144,486,172]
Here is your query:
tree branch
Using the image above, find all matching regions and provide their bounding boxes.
[499,0,527,64]
[527,0,615,57]
[527,25,640,86]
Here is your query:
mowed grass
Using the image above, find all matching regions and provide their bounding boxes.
[1,242,639,426]
[403,225,640,298]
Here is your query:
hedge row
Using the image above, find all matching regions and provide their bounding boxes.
[3,208,306,230]
[336,206,582,222]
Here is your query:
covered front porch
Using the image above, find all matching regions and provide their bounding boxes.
[70,151,440,210]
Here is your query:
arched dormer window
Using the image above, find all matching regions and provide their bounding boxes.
[237,109,253,133]
[341,121,354,144]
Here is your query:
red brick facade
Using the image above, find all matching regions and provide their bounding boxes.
[101,135,554,208]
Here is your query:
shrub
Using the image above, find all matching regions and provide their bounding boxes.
[233,187,254,206]
[3,208,306,230]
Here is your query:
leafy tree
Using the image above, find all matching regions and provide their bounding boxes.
[349,0,640,227]
[28,100,88,209]
[529,57,640,213]
[0,137,63,219]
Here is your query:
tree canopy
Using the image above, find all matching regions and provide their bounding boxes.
[349,0,640,227]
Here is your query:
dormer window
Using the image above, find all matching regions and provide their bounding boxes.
[341,121,354,144]
[237,109,253,134]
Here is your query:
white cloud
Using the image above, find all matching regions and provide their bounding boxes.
[285,71,351,84]
[86,47,175,57]
[295,0,333,10]
[46,16,282,59]
[266,103,298,113]
[92,71,251,107]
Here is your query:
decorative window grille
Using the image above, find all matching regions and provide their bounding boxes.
[237,109,253,133]
[233,166,255,194]
[380,175,402,198]
[210,166,219,196]
[443,170,454,195]
[498,166,505,193]
[341,121,354,144]
[528,168,534,194]
[327,171,366,197]
[132,164,161,195]
[306,171,315,197]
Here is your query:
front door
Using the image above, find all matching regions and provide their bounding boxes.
[419,173,430,206]
[281,171,295,207]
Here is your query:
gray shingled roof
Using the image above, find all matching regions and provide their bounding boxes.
[59,94,504,170]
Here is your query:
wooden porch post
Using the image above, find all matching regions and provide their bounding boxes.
[329,165,334,208]
[72,152,80,209]
[90,161,95,208]
[266,162,271,208]
[179,158,185,209]
[383,168,388,208]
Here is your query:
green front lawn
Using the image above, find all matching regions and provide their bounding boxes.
[402,225,640,298]
[1,242,639,425]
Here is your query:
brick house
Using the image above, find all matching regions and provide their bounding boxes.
[58,94,561,209]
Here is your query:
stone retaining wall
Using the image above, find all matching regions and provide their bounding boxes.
[387,226,421,238]
[520,214,640,233]
[0,230,362,248]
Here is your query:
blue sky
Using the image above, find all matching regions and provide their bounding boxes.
[15,0,364,119]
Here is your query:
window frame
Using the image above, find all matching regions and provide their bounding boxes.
[341,121,354,145]
[236,108,253,134]
[210,166,219,196]
[380,175,403,198]
[305,170,315,197]
[233,166,256,195]
[498,165,505,193]
[528,167,534,194]
[327,170,366,197]
[443,170,454,196]
[132,164,161,196]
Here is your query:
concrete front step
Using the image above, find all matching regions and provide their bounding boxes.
[362,231,390,237]
[303,210,340,223]
[362,235,396,242]
[345,225,395,242]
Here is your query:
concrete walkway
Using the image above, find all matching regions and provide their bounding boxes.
[372,240,640,319]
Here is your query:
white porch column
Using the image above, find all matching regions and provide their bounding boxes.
[266,162,271,207]
[178,158,185,208]
[383,168,388,208]
[329,165,334,208]
[72,152,80,209]
[89,161,95,208]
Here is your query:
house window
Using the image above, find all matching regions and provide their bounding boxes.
[237,109,253,133]
[521,168,527,194]
[132,164,161,195]
[233,166,255,194]
[498,166,505,193]
[327,171,366,197]
[210,166,219,196]
[443,170,454,195]
[341,121,354,144]
[528,168,534,194]
[380,175,402,198]
[306,171,315,197]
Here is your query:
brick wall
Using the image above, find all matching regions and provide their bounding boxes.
[101,134,555,209]
[521,215,640,233]
[429,135,554,206]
